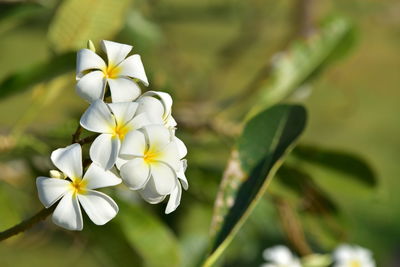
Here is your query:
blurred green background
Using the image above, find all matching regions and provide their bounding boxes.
[0,0,399,266]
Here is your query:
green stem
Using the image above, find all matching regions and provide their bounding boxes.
[0,206,55,241]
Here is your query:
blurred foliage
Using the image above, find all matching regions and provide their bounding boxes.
[48,0,132,53]
[0,0,398,266]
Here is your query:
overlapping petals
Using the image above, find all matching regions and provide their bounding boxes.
[136,91,177,127]
[80,100,151,170]
[119,125,188,213]
[76,40,148,103]
[36,144,121,230]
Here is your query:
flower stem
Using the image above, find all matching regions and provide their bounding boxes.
[0,206,55,241]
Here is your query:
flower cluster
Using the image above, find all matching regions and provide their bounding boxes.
[36,40,188,230]
[261,244,375,267]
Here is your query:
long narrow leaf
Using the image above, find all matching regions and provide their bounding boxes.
[205,104,307,266]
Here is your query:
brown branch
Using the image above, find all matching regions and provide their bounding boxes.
[77,134,98,146]
[273,196,312,256]
[0,206,56,241]
[71,124,83,143]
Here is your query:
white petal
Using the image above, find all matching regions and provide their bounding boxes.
[108,101,138,126]
[80,100,115,133]
[36,177,70,208]
[174,136,187,158]
[157,142,180,171]
[165,183,182,214]
[120,130,146,157]
[108,78,142,103]
[138,178,166,204]
[52,192,83,231]
[76,49,106,77]
[165,115,177,128]
[115,157,129,170]
[177,159,189,190]
[90,134,120,170]
[150,162,176,195]
[120,158,150,190]
[118,55,149,86]
[76,71,106,103]
[101,40,132,65]
[78,190,119,225]
[143,125,171,152]
[83,163,122,189]
[142,91,173,118]
[51,143,83,179]
[136,96,164,124]
[125,112,152,131]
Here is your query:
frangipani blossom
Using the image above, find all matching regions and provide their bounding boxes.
[76,40,148,103]
[261,245,301,267]
[36,144,121,231]
[136,90,187,161]
[333,244,375,267]
[80,99,151,170]
[118,125,188,213]
[136,91,177,128]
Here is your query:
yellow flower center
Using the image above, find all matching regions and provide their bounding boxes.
[112,124,130,140]
[70,179,87,195]
[349,260,361,267]
[143,148,160,164]
[103,64,121,79]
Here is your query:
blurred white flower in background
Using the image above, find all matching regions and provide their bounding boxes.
[261,245,302,267]
[333,244,375,267]
[76,40,148,103]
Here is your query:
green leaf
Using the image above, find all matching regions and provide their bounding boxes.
[293,144,376,186]
[0,3,45,35]
[117,201,181,267]
[48,0,132,53]
[205,104,307,266]
[248,16,355,117]
[0,52,74,99]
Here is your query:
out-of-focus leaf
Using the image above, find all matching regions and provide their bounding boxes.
[293,144,376,186]
[125,10,163,46]
[86,220,142,267]
[0,183,21,229]
[205,104,307,266]
[48,0,131,53]
[248,16,355,117]
[0,3,45,35]
[277,165,339,215]
[117,201,181,267]
[0,52,74,99]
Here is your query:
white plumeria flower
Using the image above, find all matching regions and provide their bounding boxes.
[261,245,302,267]
[80,99,151,170]
[333,244,375,267]
[118,125,188,213]
[76,40,148,103]
[135,90,187,163]
[136,91,177,128]
[36,144,121,231]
